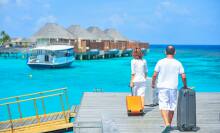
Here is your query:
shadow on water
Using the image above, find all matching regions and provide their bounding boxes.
[28,65,79,71]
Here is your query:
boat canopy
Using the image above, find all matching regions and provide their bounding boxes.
[33,45,73,51]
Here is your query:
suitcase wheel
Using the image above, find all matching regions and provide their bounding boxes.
[177,125,186,132]
[140,109,145,115]
[178,127,184,132]
[178,125,196,132]
[192,127,198,132]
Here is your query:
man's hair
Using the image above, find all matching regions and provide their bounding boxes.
[132,47,143,59]
[166,45,175,55]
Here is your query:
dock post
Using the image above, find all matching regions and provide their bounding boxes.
[15,53,18,59]
[7,104,14,133]
[59,95,68,123]
[16,97,22,120]
[64,89,70,110]
[33,99,40,124]
[40,93,47,118]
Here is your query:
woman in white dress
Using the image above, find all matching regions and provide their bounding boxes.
[130,48,148,108]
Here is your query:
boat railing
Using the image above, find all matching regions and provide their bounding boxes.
[45,42,72,46]
[0,88,70,131]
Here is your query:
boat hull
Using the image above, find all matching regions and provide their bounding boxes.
[27,61,73,69]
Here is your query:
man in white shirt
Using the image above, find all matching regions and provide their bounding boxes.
[152,45,187,133]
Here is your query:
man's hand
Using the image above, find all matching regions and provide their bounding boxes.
[181,73,187,89]
[152,71,158,89]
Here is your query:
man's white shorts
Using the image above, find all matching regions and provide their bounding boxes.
[158,88,177,111]
[133,82,146,96]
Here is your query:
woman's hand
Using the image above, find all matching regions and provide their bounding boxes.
[130,82,134,88]
[151,83,155,89]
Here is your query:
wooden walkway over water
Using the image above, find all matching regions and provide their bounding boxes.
[0,111,75,133]
[75,92,220,133]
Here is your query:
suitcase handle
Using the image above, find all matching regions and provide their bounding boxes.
[128,85,134,96]
[130,87,134,96]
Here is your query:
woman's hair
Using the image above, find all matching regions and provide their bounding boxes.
[132,48,143,59]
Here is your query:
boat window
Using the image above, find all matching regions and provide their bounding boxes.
[45,55,49,62]
[53,50,67,57]
[41,49,73,57]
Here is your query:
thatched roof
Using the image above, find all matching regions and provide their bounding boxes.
[104,28,128,41]
[32,23,74,40]
[67,25,97,40]
[87,26,113,40]
[31,23,129,41]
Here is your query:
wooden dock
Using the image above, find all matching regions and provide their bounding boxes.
[75,92,220,133]
[0,88,76,133]
[0,48,28,59]
[0,111,75,133]
[74,50,133,60]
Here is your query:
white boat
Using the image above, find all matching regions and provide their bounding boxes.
[27,45,74,69]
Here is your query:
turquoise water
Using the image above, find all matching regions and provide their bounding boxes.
[0,45,220,121]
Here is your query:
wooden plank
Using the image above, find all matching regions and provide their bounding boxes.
[0,111,70,131]
[75,92,220,133]
[0,119,72,133]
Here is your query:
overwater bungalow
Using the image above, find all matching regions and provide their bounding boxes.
[67,25,100,56]
[122,48,133,56]
[108,48,120,57]
[67,25,97,41]
[11,37,35,47]
[87,26,113,42]
[31,23,74,46]
[104,28,128,42]
[28,23,149,60]
[88,49,99,55]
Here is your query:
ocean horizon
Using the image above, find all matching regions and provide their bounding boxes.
[151,44,220,45]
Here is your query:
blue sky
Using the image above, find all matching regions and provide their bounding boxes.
[0,0,219,44]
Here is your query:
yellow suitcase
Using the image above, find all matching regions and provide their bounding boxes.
[126,96,144,116]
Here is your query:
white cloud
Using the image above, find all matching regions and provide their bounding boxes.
[21,15,32,21]
[34,15,57,31]
[37,15,57,24]
[43,3,51,10]
[155,0,190,19]
[0,0,29,7]
[0,0,10,7]
[4,16,12,23]
[136,21,153,31]
[132,0,192,35]
[108,13,127,27]
[15,0,28,6]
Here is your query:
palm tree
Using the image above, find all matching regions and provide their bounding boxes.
[0,31,11,45]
